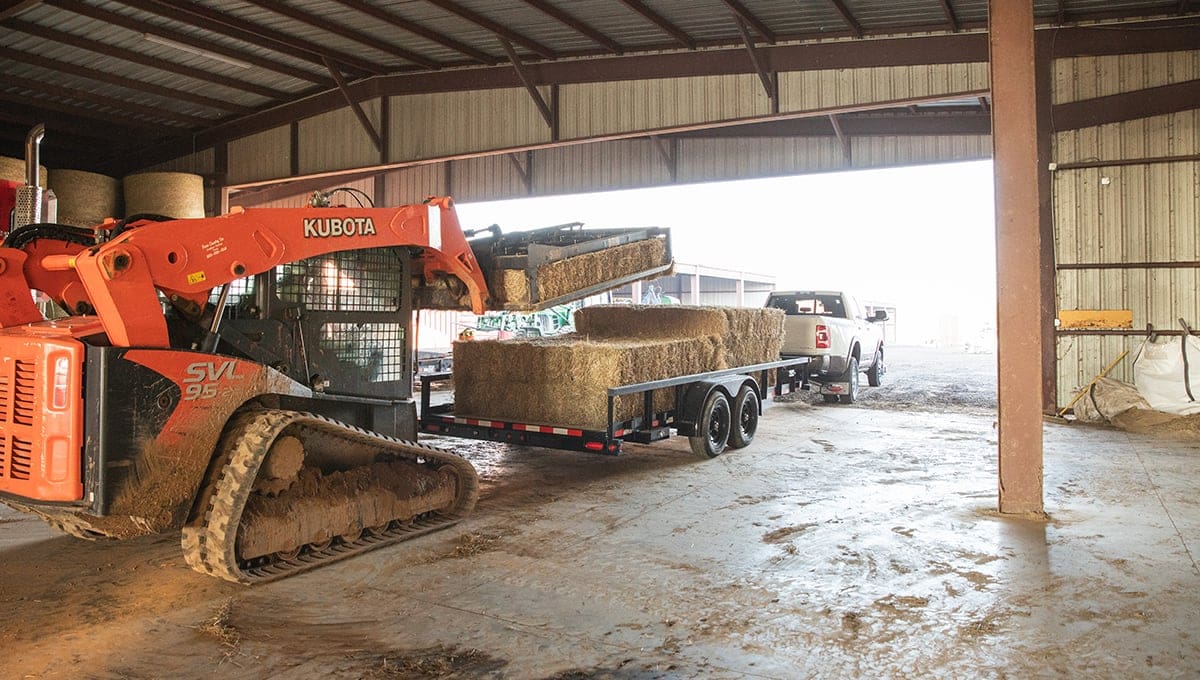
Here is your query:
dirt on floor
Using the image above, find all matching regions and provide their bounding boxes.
[2,344,1198,678]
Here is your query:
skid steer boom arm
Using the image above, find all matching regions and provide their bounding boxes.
[1,197,490,347]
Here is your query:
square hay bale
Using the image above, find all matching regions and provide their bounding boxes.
[452,334,723,431]
[491,237,668,309]
[575,305,785,369]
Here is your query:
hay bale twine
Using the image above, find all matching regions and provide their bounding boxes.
[123,171,204,218]
[48,169,121,227]
[0,156,48,187]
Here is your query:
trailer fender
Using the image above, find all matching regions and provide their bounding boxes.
[676,375,755,437]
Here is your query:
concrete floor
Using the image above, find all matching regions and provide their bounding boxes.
[2,348,1198,678]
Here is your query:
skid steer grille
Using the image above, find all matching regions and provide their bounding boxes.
[13,360,36,426]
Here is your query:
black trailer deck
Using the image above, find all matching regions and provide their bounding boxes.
[419,356,815,455]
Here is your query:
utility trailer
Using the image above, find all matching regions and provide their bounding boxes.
[419,357,816,457]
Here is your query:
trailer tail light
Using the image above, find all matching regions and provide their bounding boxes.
[815,325,831,349]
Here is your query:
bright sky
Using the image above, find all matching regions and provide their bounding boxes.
[456,160,997,345]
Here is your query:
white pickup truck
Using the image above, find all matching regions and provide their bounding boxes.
[765,290,888,404]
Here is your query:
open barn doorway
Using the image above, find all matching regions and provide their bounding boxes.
[450,159,999,413]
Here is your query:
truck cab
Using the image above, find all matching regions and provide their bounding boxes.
[765,290,888,403]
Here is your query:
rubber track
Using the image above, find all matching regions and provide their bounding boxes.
[181,409,479,585]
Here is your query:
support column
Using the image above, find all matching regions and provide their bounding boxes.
[690,272,701,305]
[990,1,1044,514]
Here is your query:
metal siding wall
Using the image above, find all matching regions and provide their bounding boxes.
[533,139,669,195]
[298,100,381,175]
[851,134,992,167]
[451,154,529,203]
[227,125,290,185]
[388,89,551,162]
[677,137,846,182]
[1051,49,1200,405]
[145,148,215,175]
[1053,51,1200,104]
[779,62,989,111]
[384,163,448,205]
[559,74,769,138]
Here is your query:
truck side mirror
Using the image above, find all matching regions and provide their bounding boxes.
[871,310,889,322]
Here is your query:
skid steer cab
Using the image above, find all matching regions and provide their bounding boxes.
[0,196,673,584]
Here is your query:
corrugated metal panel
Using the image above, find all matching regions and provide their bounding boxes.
[388,89,551,162]
[780,62,988,112]
[533,139,669,195]
[560,74,769,139]
[1055,335,1143,405]
[227,125,290,185]
[677,137,846,182]
[1053,110,1200,164]
[1053,51,1200,104]
[384,163,447,205]
[298,100,382,174]
[450,155,530,204]
[144,148,215,175]
[851,134,991,167]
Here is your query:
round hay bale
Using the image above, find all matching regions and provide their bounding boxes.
[123,171,204,218]
[0,156,48,187]
[48,169,121,227]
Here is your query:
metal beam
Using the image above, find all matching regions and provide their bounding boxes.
[720,0,776,43]
[327,0,498,65]
[4,19,291,101]
[240,0,441,69]
[829,114,851,161]
[1052,78,1200,130]
[44,0,327,85]
[324,58,382,153]
[937,0,959,32]
[498,39,555,129]
[1048,21,1200,57]
[650,135,678,182]
[4,72,213,128]
[124,34,994,166]
[616,0,695,49]
[989,0,1044,515]
[0,91,174,133]
[133,0,386,76]
[422,0,555,59]
[667,111,991,137]
[977,95,990,113]
[0,0,39,20]
[520,0,624,53]
[1035,39,1057,416]
[0,46,252,115]
[827,0,864,38]
[732,15,776,112]
[506,152,532,193]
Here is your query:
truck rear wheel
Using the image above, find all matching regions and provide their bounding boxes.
[729,386,759,449]
[839,357,860,404]
[689,390,731,458]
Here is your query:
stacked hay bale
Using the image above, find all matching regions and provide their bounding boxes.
[48,169,121,227]
[123,171,205,218]
[0,156,47,187]
[490,237,669,309]
[453,305,785,430]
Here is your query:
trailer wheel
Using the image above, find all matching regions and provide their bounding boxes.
[689,390,731,458]
[729,386,759,449]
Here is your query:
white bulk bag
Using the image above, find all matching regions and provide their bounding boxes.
[1133,335,1200,416]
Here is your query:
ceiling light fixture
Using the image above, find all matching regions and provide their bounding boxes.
[143,33,252,69]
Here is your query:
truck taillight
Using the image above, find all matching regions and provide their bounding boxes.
[51,355,71,409]
[815,325,830,349]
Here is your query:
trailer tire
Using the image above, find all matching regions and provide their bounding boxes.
[689,390,732,458]
[729,386,759,449]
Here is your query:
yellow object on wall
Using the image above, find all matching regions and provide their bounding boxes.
[1058,310,1134,329]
